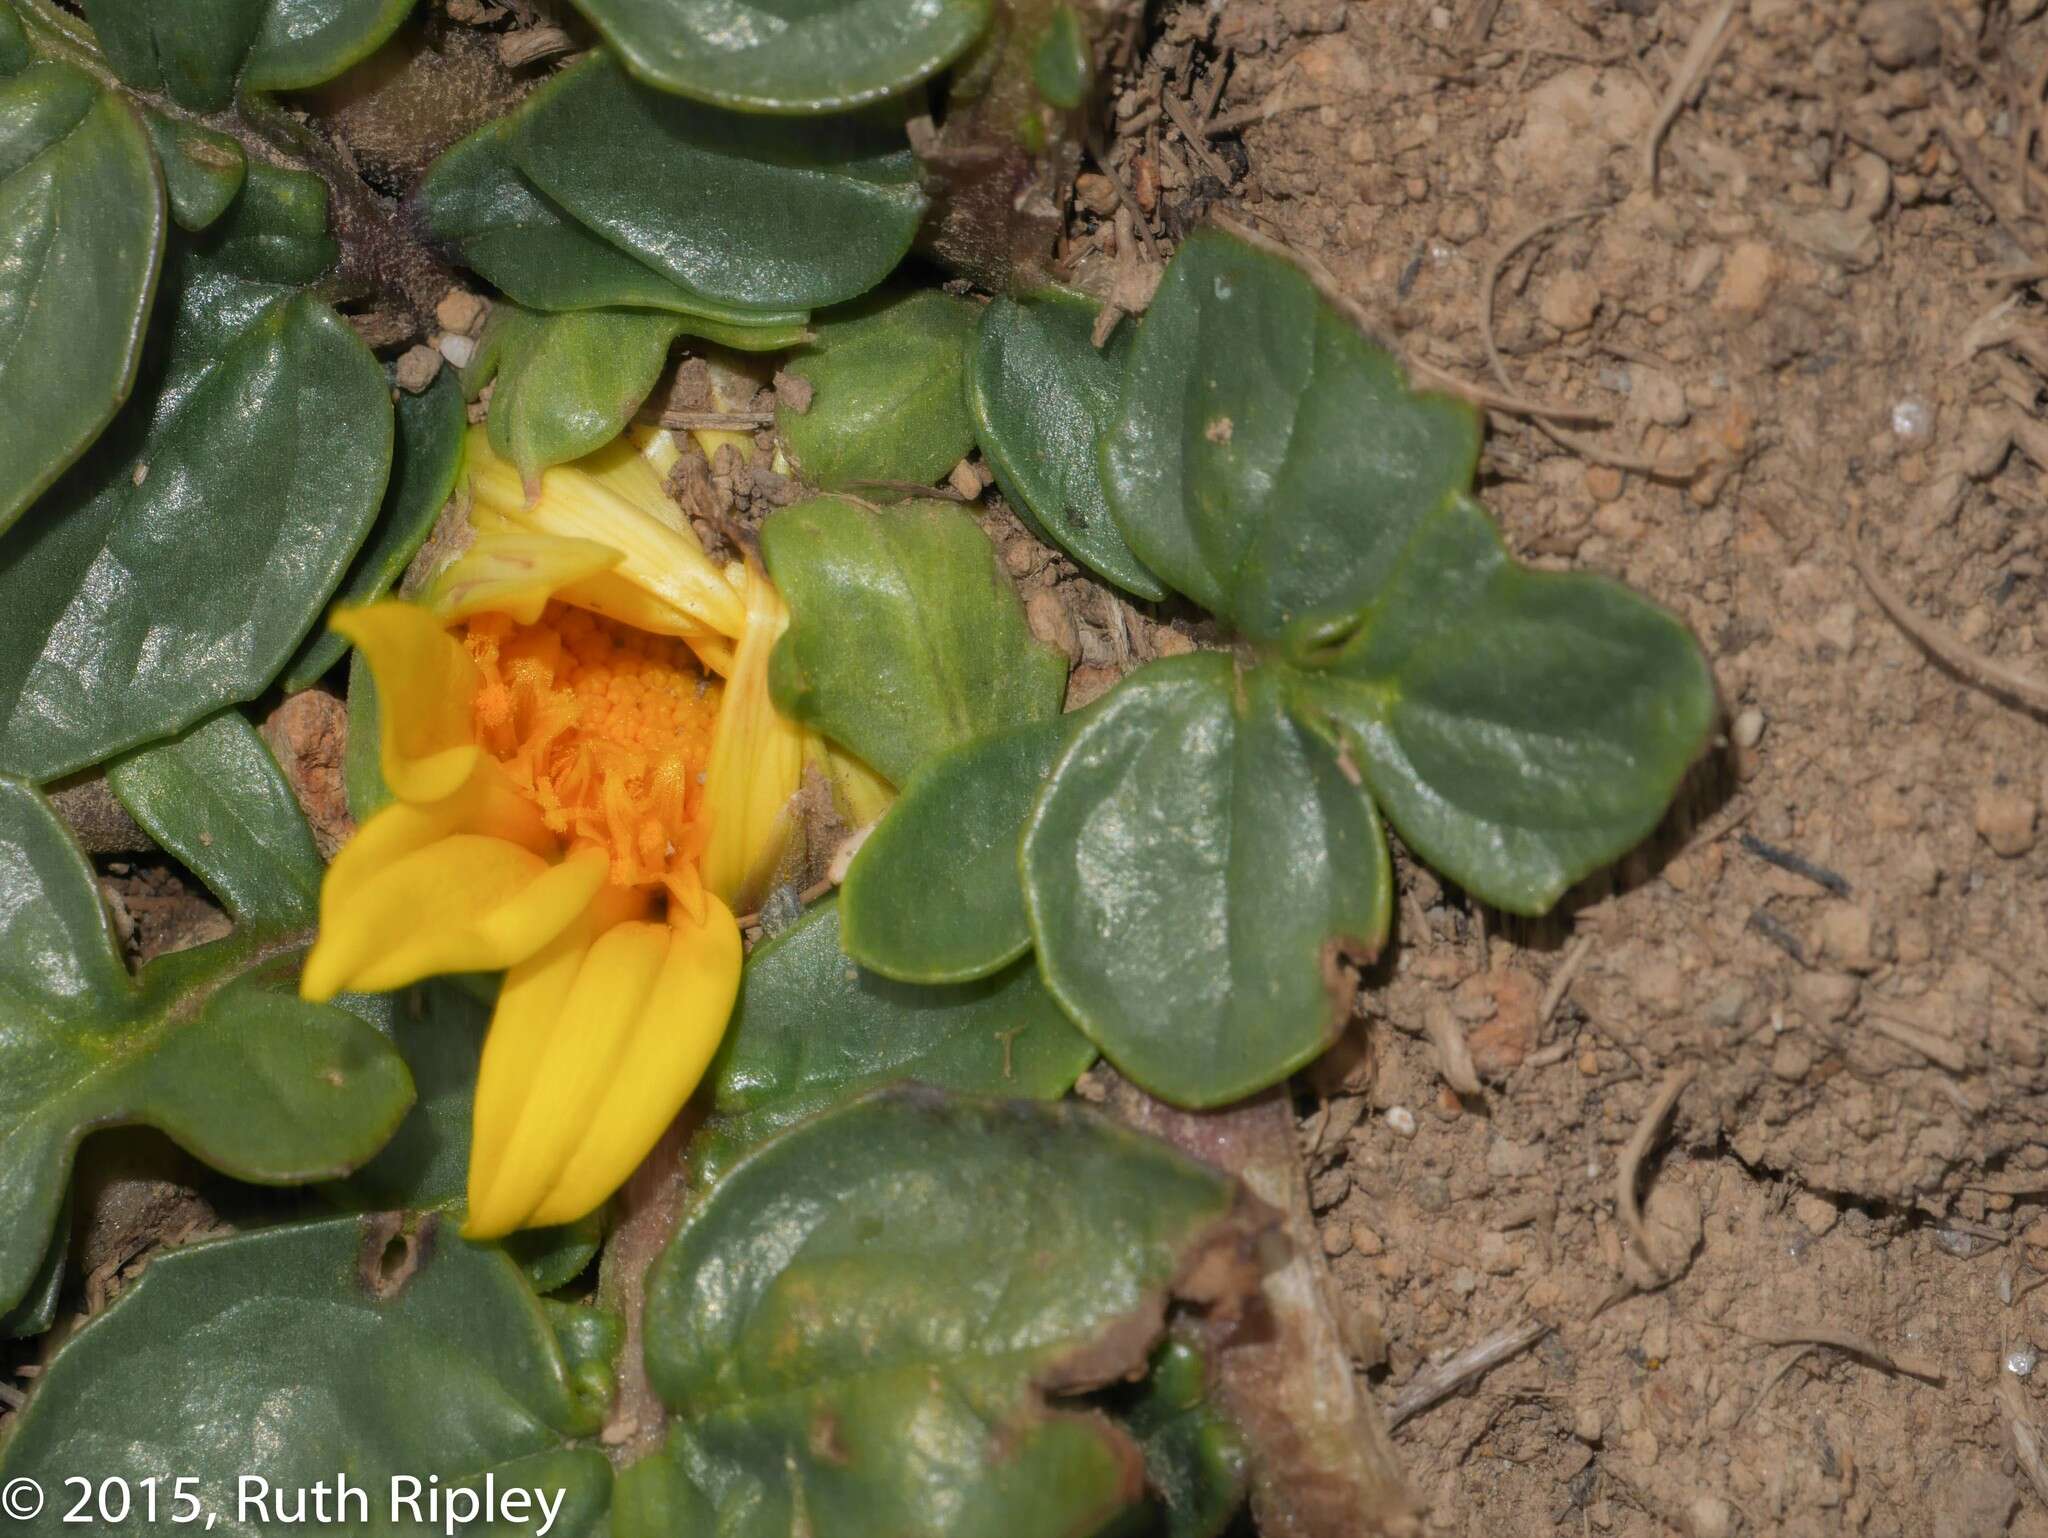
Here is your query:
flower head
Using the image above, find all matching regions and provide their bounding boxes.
[302,428,812,1237]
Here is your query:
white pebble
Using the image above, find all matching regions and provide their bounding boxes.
[2009,1346,2038,1378]
[1385,1106,1418,1138]
[1732,707,1766,749]
[1890,397,1933,445]
[437,332,477,369]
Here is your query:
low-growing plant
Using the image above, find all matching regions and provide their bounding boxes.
[0,1,1714,1532]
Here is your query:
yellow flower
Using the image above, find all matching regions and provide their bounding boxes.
[301,428,814,1238]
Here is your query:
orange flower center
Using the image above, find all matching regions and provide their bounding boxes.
[464,604,722,916]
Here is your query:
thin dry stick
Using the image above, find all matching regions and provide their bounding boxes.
[1751,1326,1944,1384]
[1205,95,1342,135]
[1539,934,1597,1028]
[1481,208,1700,476]
[1865,1011,1969,1074]
[1643,0,1745,192]
[1937,108,2046,265]
[1088,132,1160,262]
[647,409,775,431]
[1386,1320,1551,1427]
[1615,1063,1698,1285]
[2001,1373,2048,1505]
[1850,526,2048,718]
[1736,1343,1813,1427]
[1161,87,1239,186]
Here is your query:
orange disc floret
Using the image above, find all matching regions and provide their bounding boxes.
[463,604,722,918]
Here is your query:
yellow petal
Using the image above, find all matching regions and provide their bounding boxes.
[463,897,741,1236]
[528,899,740,1227]
[301,839,607,1001]
[332,601,484,807]
[465,426,746,639]
[424,530,624,625]
[700,565,806,911]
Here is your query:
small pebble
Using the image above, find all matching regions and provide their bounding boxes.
[1732,706,1766,749]
[2007,1346,2038,1378]
[1384,1105,1418,1138]
[1974,788,2038,858]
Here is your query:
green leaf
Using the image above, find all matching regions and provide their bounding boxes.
[195,159,338,285]
[761,496,1068,784]
[0,1217,612,1536]
[778,287,980,492]
[0,7,30,74]
[471,302,684,484]
[332,980,604,1293]
[840,716,1064,983]
[416,117,811,335]
[510,53,926,314]
[647,1087,1261,1538]
[343,648,390,820]
[0,779,413,1315]
[284,365,466,691]
[967,289,1166,600]
[0,62,164,532]
[572,0,991,114]
[1295,493,1715,914]
[693,899,1093,1182]
[1031,5,1092,111]
[85,0,416,110]
[1119,1338,1250,1538]
[1021,654,1390,1108]
[106,709,324,930]
[142,112,246,231]
[0,247,393,781]
[1102,229,1481,650]
[0,1200,67,1339]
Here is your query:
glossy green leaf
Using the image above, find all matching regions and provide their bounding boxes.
[647,1088,1259,1538]
[762,496,1067,784]
[0,7,29,74]
[470,302,683,484]
[85,0,416,110]
[1120,1338,1250,1538]
[0,62,164,532]
[196,159,338,285]
[0,780,413,1315]
[1022,654,1390,1108]
[511,53,926,313]
[143,112,246,231]
[106,709,323,929]
[1295,493,1716,914]
[333,980,604,1293]
[285,366,466,691]
[574,0,991,114]
[0,1201,66,1339]
[343,648,390,820]
[416,117,812,334]
[1102,229,1482,650]
[840,716,1064,983]
[693,899,1092,1182]
[0,250,393,781]
[778,287,980,491]
[0,1217,612,1536]
[968,289,1166,600]
[1031,5,1092,111]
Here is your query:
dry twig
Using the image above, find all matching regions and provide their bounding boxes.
[1386,1320,1551,1427]
[1864,1011,1969,1074]
[1751,1326,1943,1384]
[1539,934,1596,1028]
[1614,1064,1697,1286]
[1643,0,1746,193]
[1850,524,2048,718]
[1481,207,1703,476]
